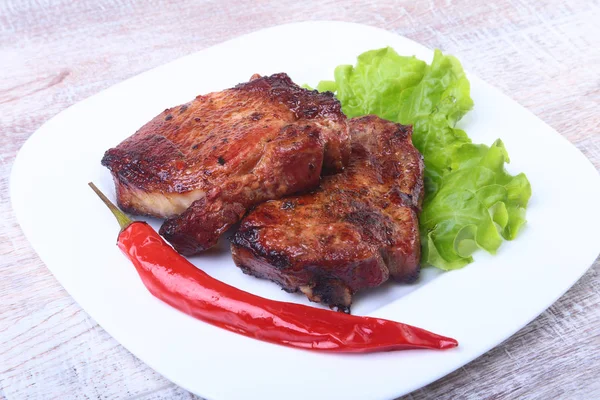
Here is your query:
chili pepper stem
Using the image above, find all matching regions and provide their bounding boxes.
[88,182,133,231]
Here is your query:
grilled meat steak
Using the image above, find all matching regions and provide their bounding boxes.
[230,115,424,312]
[101,73,350,255]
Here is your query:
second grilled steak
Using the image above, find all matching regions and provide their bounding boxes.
[230,115,424,312]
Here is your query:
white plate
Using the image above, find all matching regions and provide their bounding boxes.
[11,21,600,400]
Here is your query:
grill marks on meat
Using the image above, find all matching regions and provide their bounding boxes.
[230,116,424,312]
[101,73,350,255]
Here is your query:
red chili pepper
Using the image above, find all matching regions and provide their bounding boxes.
[89,182,457,353]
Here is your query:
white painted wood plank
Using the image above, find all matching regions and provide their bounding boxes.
[1,0,599,398]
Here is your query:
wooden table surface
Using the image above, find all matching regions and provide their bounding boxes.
[1,0,599,398]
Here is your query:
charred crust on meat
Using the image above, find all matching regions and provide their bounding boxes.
[230,227,259,248]
[165,114,173,121]
[300,278,353,313]
[100,135,186,190]
[343,209,395,245]
[250,112,263,121]
[305,126,320,139]
[386,187,415,209]
[179,104,189,113]
[301,106,319,118]
[266,251,290,269]
[231,228,291,270]
[194,117,201,122]
[217,156,226,165]
[233,73,345,122]
[401,265,421,284]
[159,222,202,256]
[192,144,199,150]
[393,123,412,139]
[388,263,421,284]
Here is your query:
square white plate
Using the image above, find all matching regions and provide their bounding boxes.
[11,21,600,400]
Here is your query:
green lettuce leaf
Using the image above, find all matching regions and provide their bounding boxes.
[314,47,531,270]
[420,140,531,269]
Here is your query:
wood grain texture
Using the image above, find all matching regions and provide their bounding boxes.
[1,0,599,399]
